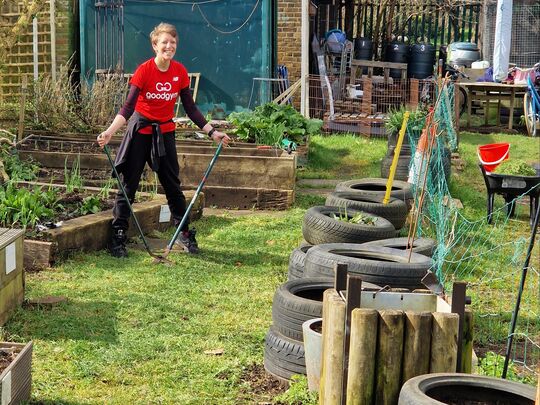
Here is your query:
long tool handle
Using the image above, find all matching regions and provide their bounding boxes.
[166,141,223,251]
[103,145,153,254]
[384,111,410,204]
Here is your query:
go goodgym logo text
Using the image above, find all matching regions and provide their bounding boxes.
[146,82,177,101]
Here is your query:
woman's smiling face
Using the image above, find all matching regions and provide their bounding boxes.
[153,32,177,61]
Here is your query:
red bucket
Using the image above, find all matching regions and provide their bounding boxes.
[477,143,510,172]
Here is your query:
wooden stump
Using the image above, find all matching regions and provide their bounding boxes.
[375,310,404,405]
[346,308,378,405]
[320,289,346,405]
[402,311,432,383]
[430,312,459,373]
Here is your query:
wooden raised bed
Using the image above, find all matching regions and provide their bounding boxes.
[0,341,33,404]
[17,131,297,210]
[19,188,203,270]
[0,229,25,326]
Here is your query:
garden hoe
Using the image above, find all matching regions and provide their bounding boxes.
[158,140,224,263]
[102,145,171,264]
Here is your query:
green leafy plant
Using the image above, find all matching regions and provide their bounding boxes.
[493,159,536,176]
[228,103,322,146]
[331,207,377,225]
[78,195,102,215]
[274,375,318,405]
[64,155,83,193]
[385,105,428,134]
[478,351,536,385]
[0,146,39,181]
[0,183,58,229]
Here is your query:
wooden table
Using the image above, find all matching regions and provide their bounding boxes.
[455,82,527,132]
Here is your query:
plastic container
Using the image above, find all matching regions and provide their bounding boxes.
[408,43,436,79]
[448,42,480,68]
[477,143,510,172]
[302,318,323,392]
[385,42,408,78]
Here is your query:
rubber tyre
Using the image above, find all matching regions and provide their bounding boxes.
[302,206,396,245]
[360,237,436,257]
[263,326,305,381]
[335,178,413,208]
[381,155,410,181]
[304,243,433,289]
[272,277,333,340]
[288,245,313,281]
[398,373,536,404]
[325,192,409,230]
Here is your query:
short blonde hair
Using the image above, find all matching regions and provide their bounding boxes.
[150,23,177,45]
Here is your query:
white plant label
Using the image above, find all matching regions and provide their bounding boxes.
[1,370,11,405]
[5,242,16,275]
[159,205,171,223]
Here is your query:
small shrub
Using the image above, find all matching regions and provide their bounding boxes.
[78,195,102,215]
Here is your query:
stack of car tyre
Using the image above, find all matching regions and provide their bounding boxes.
[264,178,437,381]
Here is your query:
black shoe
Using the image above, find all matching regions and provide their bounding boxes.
[109,229,128,258]
[176,229,199,254]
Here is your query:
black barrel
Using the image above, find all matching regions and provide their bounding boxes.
[408,43,436,79]
[384,42,408,78]
[354,37,373,60]
[355,37,373,74]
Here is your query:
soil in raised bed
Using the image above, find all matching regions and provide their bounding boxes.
[0,346,21,375]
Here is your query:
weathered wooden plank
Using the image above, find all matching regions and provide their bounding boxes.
[180,153,296,190]
[19,149,296,191]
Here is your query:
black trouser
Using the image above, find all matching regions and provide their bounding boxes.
[112,131,188,232]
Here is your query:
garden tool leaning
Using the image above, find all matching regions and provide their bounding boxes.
[102,145,171,264]
[158,140,224,262]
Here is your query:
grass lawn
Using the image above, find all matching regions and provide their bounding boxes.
[3,132,539,403]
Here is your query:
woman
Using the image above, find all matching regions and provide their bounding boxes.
[97,22,230,258]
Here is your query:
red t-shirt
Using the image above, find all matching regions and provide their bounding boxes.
[130,59,190,134]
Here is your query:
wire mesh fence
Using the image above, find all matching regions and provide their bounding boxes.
[483,2,540,69]
[307,74,436,136]
[405,82,540,384]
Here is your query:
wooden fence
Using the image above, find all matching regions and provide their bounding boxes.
[314,0,483,60]
[319,288,474,404]
[0,0,71,103]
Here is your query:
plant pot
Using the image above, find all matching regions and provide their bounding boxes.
[302,318,323,392]
[0,341,33,404]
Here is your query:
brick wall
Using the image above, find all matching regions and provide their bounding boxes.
[277,0,302,83]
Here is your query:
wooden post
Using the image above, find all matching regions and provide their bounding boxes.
[451,281,467,372]
[17,75,28,143]
[341,275,362,404]
[375,310,404,405]
[320,289,332,403]
[402,311,432,383]
[346,308,378,405]
[430,312,459,373]
[460,309,474,373]
[320,289,346,405]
